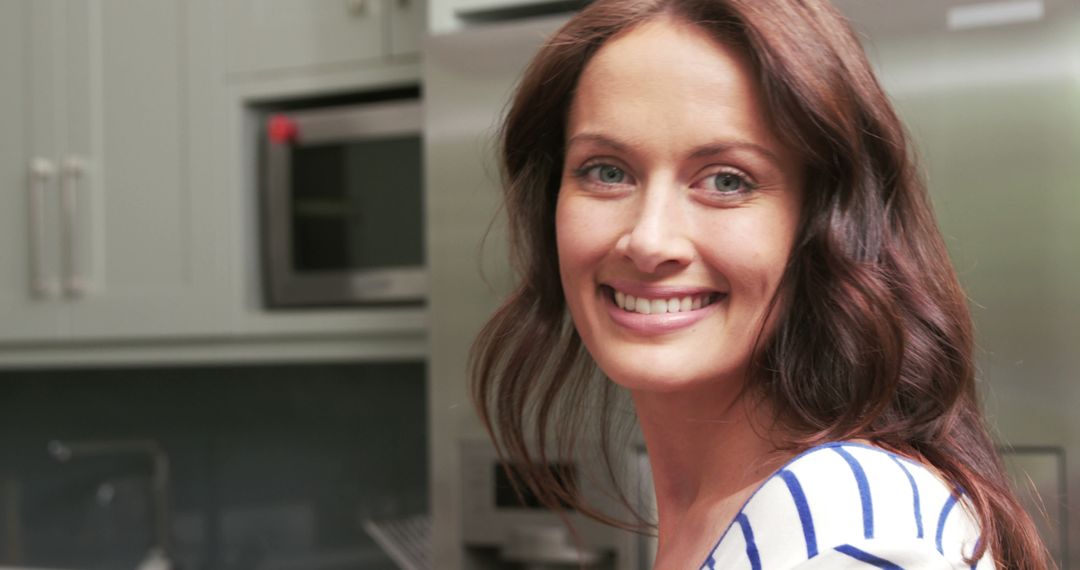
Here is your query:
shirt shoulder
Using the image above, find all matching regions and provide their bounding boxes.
[701,442,992,570]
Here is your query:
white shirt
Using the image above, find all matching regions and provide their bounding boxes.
[699,442,992,569]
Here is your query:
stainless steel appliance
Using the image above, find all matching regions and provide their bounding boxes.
[459,439,650,570]
[261,98,426,307]
[423,13,657,569]
[831,2,1077,565]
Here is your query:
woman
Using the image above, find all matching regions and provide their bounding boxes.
[471,0,1052,568]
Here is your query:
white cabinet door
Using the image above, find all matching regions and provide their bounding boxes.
[223,0,386,76]
[0,2,66,342]
[62,0,232,339]
[389,0,425,57]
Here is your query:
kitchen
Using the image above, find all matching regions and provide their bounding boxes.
[1,0,1078,569]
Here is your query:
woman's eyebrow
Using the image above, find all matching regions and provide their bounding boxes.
[688,141,783,168]
[565,132,632,152]
[567,133,782,168]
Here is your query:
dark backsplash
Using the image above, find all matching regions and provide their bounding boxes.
[0,361,427,570]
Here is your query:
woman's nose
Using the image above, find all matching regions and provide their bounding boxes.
[614,189,694,274]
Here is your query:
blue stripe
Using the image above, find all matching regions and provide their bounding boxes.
[834,544,904,569]
[735,513,762,570]
[890,455,923,538]
[936,493,960,554]
[970,536,983,569]
[833,447,874,539]
[781,469,818,558]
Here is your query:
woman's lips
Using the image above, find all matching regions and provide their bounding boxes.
[600,285,724,334]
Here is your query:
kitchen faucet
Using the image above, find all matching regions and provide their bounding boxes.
[48,439,173,570]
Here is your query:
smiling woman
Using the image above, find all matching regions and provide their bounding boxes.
[469,0,1053,569]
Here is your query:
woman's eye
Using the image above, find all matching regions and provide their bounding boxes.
[701,170,756,197]
[578,163,631,186]
[714,173,745,193]
[596,165,625,184]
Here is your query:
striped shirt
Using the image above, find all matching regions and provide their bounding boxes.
[699,442,992,569]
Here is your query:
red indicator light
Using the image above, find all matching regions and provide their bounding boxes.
[267,115,298,144]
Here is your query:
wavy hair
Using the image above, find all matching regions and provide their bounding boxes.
[470,0,1052,567]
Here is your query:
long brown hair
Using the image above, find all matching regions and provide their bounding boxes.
[470,0,1052,567]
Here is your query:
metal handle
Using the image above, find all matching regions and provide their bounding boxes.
[28,158,58,299]
[60,157,87,298]
[347,0,368,16]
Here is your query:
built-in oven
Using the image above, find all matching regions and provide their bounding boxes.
[261,93,425,307]
[460,439,654,569]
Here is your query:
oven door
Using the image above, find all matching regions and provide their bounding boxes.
[263,100,425,307]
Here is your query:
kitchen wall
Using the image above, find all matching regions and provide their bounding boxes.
[0,361,427,570]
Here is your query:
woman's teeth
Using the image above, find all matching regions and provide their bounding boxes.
[613,290,718,315]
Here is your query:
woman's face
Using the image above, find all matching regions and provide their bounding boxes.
[556,17,804,393]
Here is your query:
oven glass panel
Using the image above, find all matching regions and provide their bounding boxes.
[289,136,423,273]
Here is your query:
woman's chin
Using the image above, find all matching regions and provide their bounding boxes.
[600,361,744,395]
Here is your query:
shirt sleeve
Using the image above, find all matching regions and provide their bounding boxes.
[786,537,978,570]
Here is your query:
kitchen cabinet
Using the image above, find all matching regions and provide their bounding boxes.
[390,0,426,57]
[223,0,423,78]
[0,0,430,363]
[0,0,232,343]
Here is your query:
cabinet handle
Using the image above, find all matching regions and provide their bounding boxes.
[60,157,87,298]
[28,158,59,299]
[347,0,368,16]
